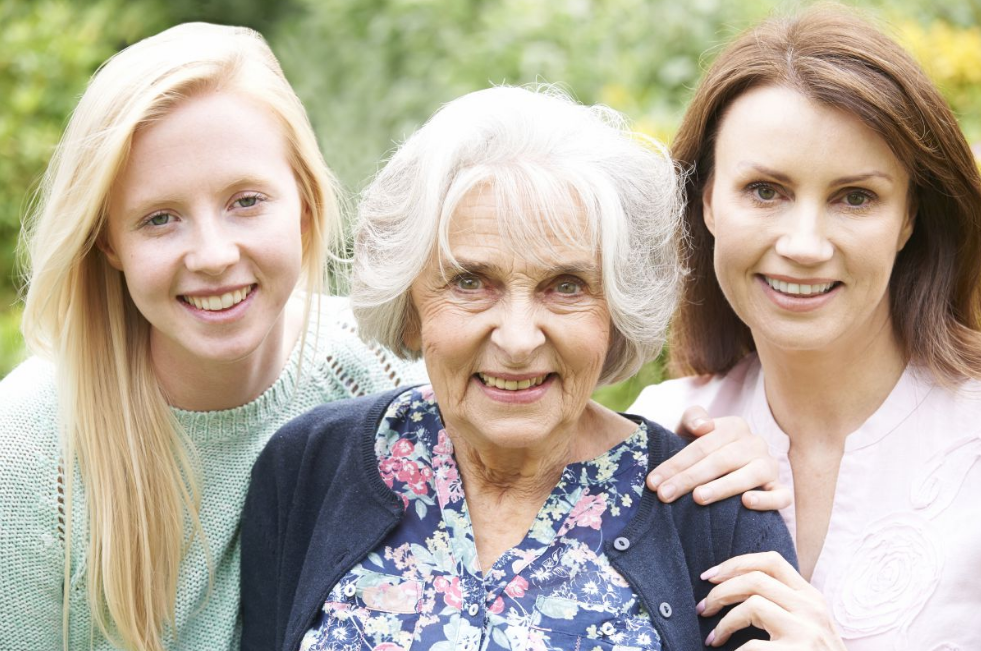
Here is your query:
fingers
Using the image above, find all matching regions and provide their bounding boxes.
[742,482,792,511]
[706,594,796,646]
[699,553,844,650]
[701,551,809,592]
[698,570,801,617]
[647,431,731,498]
[679,405,715,439]
[707,592,845,650]
[689,456,781,506]
[648,420,777,504]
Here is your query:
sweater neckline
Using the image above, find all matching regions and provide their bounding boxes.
[171,330,308,443]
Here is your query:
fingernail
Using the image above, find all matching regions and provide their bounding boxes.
[746,493,759,507]
[697,486,713,503]
[660,484,676,500]
[692,417,709,429]
[705,630,716,646]
[700,566,719,581]
[696,598,706,615]
[648,473,663,489]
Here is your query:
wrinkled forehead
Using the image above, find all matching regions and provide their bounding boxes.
[436,177,601,275]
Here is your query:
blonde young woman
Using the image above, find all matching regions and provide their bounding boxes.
[0,23,423,651]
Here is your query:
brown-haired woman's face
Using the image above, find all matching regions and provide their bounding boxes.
[702,85,914,355]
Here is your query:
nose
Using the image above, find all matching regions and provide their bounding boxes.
[184,216,240,275]
[490,296,546,363]
[774,204,833,265]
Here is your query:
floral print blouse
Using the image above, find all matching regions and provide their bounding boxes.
[300,386,662,651]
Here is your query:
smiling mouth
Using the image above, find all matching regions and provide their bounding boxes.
[477,372,551,391]
[181,284,255,311]
[763,276,838,297]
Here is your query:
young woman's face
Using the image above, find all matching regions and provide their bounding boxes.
[704,85,914,355]
[103,91,305,372]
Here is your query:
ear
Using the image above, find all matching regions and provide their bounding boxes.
[300,200,311,236]
[702,178,717,236]
[96,232,124,271]
[897,198,916,251]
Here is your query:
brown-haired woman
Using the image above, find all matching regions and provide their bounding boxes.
[632,5,981,650]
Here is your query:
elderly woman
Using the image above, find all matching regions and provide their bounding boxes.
[240,86,796,651]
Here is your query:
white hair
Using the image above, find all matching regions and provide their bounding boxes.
[352,85,684,384]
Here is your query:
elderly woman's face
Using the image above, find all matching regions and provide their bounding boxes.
[407,186,611,450]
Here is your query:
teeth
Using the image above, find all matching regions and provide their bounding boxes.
[184,285,254,311]
[764,277,834,296]
[478,372,548,390]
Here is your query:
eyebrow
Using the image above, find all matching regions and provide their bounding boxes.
[450,258,601,278]
[123,175,275,214]
[739,162,895,186]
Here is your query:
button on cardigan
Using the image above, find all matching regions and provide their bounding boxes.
[240,388,798,651]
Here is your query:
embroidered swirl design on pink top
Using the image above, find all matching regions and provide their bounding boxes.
[831,514,942,639]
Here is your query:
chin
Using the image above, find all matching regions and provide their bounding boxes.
[474,420,554,449]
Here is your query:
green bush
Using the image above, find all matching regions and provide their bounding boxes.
[1,0,977,382]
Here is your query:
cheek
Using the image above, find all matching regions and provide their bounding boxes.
[418,303,484,365]
[554,309,612,376]
[712,237,742,296]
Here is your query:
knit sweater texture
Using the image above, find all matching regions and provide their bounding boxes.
[0,295,428,650]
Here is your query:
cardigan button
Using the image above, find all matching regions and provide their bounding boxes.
[343,584,357,598]
[659,602,672,618]
[467,603,480,617]
[613,536,630,551]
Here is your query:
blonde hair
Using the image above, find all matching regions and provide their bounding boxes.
[20,23,342,651]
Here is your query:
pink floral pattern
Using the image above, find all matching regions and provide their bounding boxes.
[300,387,661,651]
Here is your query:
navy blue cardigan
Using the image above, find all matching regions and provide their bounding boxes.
[241,388,797,651]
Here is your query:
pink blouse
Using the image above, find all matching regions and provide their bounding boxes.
[630,354,981,651]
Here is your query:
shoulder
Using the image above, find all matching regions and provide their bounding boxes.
[629,355,761,431]
[0,356,57,411]
[300,295,428,398]
[252,386,407,486]
[639,416,794,560]
[889,367,981,445]
[0,356,60,451]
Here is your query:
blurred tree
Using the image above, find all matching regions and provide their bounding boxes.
[1,0,977,383]
[272,0,783,191]
[273,0,980,195]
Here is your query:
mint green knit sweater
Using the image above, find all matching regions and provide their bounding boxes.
[0,296,427,650]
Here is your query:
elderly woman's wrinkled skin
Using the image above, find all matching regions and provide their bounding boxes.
[406,185,636,569]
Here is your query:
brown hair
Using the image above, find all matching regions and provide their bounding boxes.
[669,4,981,384]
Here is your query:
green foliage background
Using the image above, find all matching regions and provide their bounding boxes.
[1,0,979,408]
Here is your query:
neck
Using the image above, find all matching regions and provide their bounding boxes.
[755,311,906,444]
[150,299,304,411]
[448,401,635,501]
[449,401,637,571]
